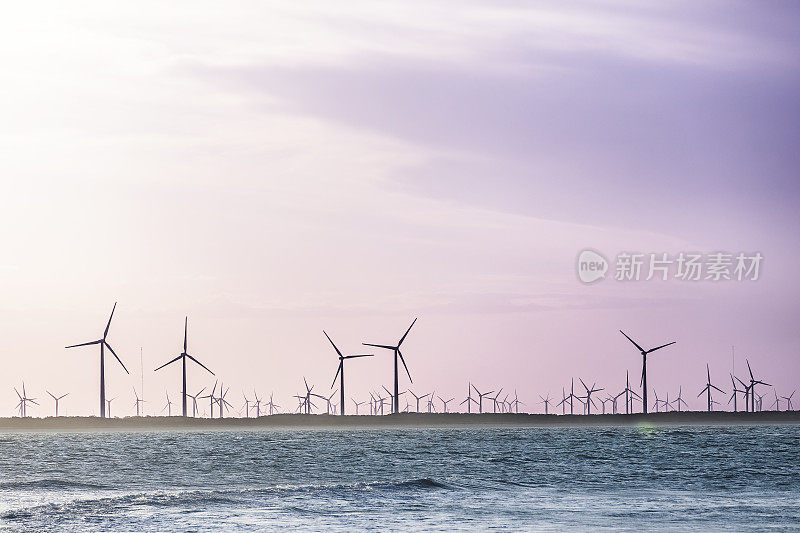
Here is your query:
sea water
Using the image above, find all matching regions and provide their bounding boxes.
[0,425,798,531]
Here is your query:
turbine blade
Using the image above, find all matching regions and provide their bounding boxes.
[104,302,117,338]
[323,331,343,356]
[647,341,676,354]
[398,318,417,346]
[343,354,373,359]
[398,350,412,383]
[186,353,214,375]
[331,361,342,389]
[619,330,645,352]
[154,354,182,371]
[65,339,101,349]
[184,316,188,352]
[104,342,129,374]
[362,343,395,350]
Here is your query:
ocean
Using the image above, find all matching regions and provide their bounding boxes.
[0,425,798,531]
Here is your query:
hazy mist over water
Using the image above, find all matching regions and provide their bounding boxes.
[0,426,797,531]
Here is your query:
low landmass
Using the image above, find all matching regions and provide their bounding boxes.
[0,411,798,431]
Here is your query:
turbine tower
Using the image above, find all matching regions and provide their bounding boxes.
[154,317,214,417]
[363,318,417,414]
[65,302,129,418]
[619,330,676,414]
[324,331,373,416]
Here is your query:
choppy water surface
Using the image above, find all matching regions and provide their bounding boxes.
[0,425,798,531]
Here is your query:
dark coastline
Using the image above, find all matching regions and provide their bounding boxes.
[0,411,798,431]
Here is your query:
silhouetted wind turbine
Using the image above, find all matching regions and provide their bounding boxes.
[47,390,68,417]
[438,395,454,413]
[460,383,476,413]
[218,385,232,418]
[674,386,688,412]
[352,398,365,415]
[267,393,279,415]
[745,359,769,412]
[579,379,603,415]
[539,394,552,415]
[783,391,795,410]
[14,383,38,417]
[162,391,173,416]
[199,381,218,418]
[619,371,641,414]
[408,390,430,412]
[187,387,204,417]
[105,397,116,417]
[363,318,417,414]
[133,387,145,416]
[323,331,373,416]
[155,317,214,417]
[728,374,745,412]
[771,390,781,411]
[563,378,579,415]
[490,388,504,413]
[619,330,676,414]
[471,384,494,413]
[65,302,129,418]
[697,364,725,412]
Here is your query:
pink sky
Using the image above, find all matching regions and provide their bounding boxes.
[0,1,798,416]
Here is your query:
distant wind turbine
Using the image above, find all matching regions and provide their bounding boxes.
[698,364,725,412]
[619,330,676,414]
[745,359,769,413]
[154,317,214,417]
[363,318,417,414]
[324,331,373,416]
[47,390,68,417]
[471,384,494,413]
[65,302,129,418]
[579,379,604,415]
[14,383,38,418]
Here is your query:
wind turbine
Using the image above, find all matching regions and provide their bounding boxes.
[745,359,770,412]
[382,385,406,412]
[267,393,279,415]
[133,387,145,416]
[14,383,38,417]
[352,398,365,415]
[162,392,173,416]
[674,386,688,412]
[539,394,552,415]
[460,383,476,413]
[771,390,781,411]
[652,389,662,413]
[65,302,129,418]
[46,390,68,417]
[426,391,436,413]
[106,397,116,417]
[242,392,252,418]
[323,331,373,416]
[562,379,580,415]
[154,317,214,417]
[579,379,603,415]
[217,385,233,418]
[698,364,725,411]
[728,374,745,412]
[438,395,454,413]
[490,389,504,413]
[186,387,204,417]
[252,391,263,417]
[199,381,218,418]
[619,330,676,414]
[782,391,795,410]
[408,390,430,412]
[363,318,417,414]
[471,384,494,413]
[556,387,567,415]
[511,390,523,413]
[619,371,641,415]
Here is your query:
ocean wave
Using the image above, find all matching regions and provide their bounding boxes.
[0,479,108,490]
[0,478,451,523]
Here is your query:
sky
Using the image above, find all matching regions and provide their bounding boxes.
[0,1,798,416]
